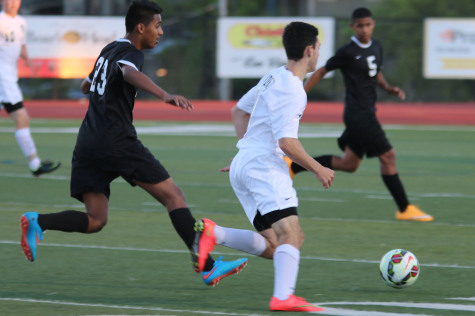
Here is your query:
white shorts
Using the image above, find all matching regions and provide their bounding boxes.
[0,80,23,105]
[229,150,298,225]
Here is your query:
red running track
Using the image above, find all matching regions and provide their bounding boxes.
[1,100,474,125]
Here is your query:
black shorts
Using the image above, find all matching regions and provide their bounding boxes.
[338,110,392,159]
[252,207,298,232]
[70,139,170,202]
[1,101,24,113]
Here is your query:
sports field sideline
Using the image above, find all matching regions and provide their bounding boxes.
[1,100,475,125]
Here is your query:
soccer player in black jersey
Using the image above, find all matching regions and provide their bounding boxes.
[19,0,247,285]
[288,7,433,221]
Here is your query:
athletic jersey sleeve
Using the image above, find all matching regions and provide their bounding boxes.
[85,70,93,83]
[117,49,144,72]
[324,44,350,72]
[236,85,258,114]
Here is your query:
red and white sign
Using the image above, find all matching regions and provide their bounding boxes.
[217,17,335,78]
[424,18,475,79]
[19,16,123,79]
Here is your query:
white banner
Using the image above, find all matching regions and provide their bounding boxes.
[20,16,124,78]
[424,18,475,79]
[217,17,335,78]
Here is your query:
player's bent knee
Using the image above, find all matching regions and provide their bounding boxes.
[87,217,107,233]
[341,163,359,172]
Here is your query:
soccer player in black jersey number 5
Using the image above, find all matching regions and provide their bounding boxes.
[292,7,433,221]
[19,0,247,286]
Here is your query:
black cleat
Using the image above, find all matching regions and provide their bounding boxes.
[31,161,61,177]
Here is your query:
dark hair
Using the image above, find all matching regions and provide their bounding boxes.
[351,7,372,22]
[282,22,319,61]
[125,0,163,33]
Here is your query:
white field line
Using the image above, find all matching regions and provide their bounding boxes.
[0,298,263,316]
[0,125,339,138]
[1,240,474,269]
[1,298,474,316]
[318,301,475,312]
[448,297,475,301]
[0,123,474,137]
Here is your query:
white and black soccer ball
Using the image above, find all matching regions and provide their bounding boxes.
[379,249,420,289]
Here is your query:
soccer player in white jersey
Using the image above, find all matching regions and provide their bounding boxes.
[0,0,60,176]
[193,22,334,312]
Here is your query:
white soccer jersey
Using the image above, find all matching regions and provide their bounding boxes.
[0,11,26,83]
[236,66,307,156]
[230,66,306,220]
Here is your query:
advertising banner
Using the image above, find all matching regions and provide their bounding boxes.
[19,16,124,79]
[424,18,475,79]
[217,17,335,78]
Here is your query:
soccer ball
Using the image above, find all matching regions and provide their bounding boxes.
[379,249,420,289]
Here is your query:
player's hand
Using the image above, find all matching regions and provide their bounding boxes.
[314,167,335,189]
[387,86,406,101]
[165,94,194,111]
[219,157,234,172]
[219,165,231,172]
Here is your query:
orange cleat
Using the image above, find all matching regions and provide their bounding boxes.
[396,205,433,222]
[269,295,324,312]
[191,218,217,272]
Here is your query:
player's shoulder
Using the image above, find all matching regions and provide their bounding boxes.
[371,38,383,50]
[102,39,141,57]
[339,40,356,52]
[16,14,26,24]
[333,40,357,59]
[275,67,302,90]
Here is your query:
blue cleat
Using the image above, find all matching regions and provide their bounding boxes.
[20,212,43,262]
[201,256,248,286]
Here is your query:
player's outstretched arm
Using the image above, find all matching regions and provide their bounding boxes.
[376,72,405,100]
[20,44,33,68]
[303,67,328,93]
[121,64,193,111]
[278,137,334,189]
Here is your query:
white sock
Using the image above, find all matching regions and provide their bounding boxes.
[214,225,267,256]
[15,128,40,170]
[273,244,300,300]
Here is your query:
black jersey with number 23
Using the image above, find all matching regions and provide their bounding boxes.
[76,39,144,152]
[325,37,383,112]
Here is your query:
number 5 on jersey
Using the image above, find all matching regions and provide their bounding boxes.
[366,56,377,77]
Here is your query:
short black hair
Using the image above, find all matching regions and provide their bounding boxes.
[351,7,372,22]
[282,22,319,61]
[125,0,163,33]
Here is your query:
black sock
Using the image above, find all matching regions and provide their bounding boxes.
[382,174,409,212]
[291,155,333,174]
[169,208,214,271]
[38,210,89,233]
